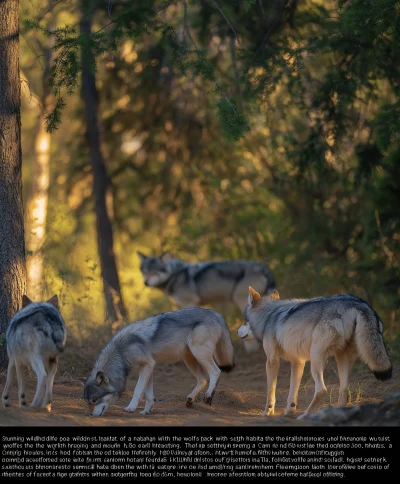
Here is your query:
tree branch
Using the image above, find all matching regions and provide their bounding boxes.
[156,0,175,13]
[230,34,242,107]
[109,159,141,179]
[36,0,66,23]
[179,3,237,114]
[257,0,266,22]
[211,0,238,39]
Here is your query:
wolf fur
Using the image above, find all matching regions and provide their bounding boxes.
[2,295,66,411]
[137,251,276,353]
[84,307,234,417]
[238,287,392,420]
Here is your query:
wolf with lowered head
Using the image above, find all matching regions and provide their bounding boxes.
[2,295,66,411]
[238,287,392,420]
[84,307,234,417]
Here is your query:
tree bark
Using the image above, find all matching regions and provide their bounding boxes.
[0,0,27,369]
[80,3,127,325]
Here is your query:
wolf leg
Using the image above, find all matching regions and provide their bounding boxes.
[189,344,221,406]
[43,356,58,411]
[284,360,305,417]
[183,348,208,407]
[335,349,357,407]
[2,358,16,407]
[140,374,154,415]
[262,357,280,416]
[124,362,155,413]
[14,360,28,407]
[297,353,327,420]
[30,356,47,408]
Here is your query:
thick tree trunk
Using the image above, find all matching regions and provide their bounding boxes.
[80,5,127,325]
[0,0,27,369]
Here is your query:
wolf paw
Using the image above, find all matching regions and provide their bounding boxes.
[262,409,274,417]
[186,397,194,407]
[297,413,307,420]
[139,409,152,415]
[123,406,137,413]
[203,394,213,406]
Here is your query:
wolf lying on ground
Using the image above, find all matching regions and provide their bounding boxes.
[138,251,276,353]
[238,287,392,419]
[2,295,66,411]
[84,307,234,417]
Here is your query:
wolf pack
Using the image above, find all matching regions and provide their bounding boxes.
[2,251,393,421]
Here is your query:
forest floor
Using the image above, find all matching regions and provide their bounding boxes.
[0,340,399,427]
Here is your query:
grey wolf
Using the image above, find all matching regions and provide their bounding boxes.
[238,287,392,420]
[84,307,234,417]
[137,251,276,352]
[2,295,66,411]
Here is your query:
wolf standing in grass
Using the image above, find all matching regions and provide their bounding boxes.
[84,308,234,417]
[2,295,66,411]
[238,287,392,420]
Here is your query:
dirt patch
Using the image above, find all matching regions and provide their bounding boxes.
[1,343,399,427]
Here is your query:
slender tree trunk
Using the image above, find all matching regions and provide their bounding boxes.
[80,4,127,325]
[25,102,51,298]
[0,0,27,369]
[25,21,54,299]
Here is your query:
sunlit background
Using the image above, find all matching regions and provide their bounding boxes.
[20,1,400,372]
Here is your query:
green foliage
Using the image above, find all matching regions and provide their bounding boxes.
[244,0,257,11]
[24,1,244,140]
[20,0,400,347]
[215,98,249,142]
[45,97,67,133]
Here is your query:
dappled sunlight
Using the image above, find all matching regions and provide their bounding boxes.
[1,0,396,437]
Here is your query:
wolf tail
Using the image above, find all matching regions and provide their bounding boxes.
[215,319,235,372]
[52,328,66,353]
[355,307,392,381]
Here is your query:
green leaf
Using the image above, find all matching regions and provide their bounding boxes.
[244,0,257,12]
[215,98,249,142]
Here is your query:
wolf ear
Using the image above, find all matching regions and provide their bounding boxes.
[137,251,147,261]
[47,295,59,309]
[248,286,262,306]
[159,251,172,264]
[94,371,110,386]
[267,289,280,300]
[22,295,33,308]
